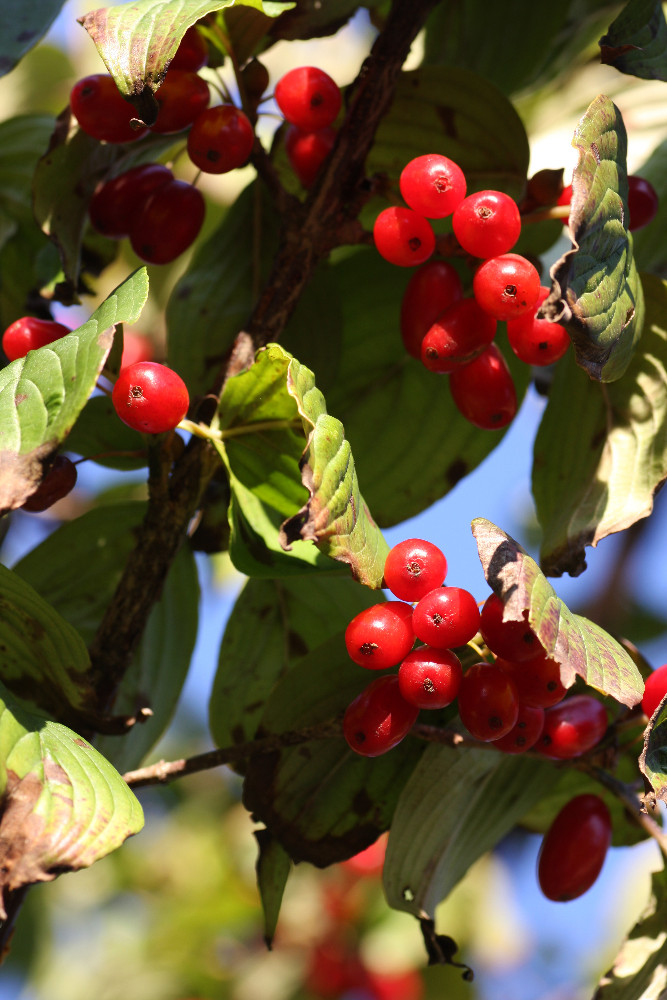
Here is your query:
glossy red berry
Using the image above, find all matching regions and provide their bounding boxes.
[21,455,78,512]
[373,207,435,268]
[343,675,419,757]
[412,586,480,649]
[152,70,210,134]
[112,361,189,433]
[170,25,209,72]
[642,663,667,719]
[130,179,205,264]
[345,602,414,669]
[473,253,541,321]
[400,260,463,359]
[457,662,519,741]
[285,125,336,187]
[275,66,342,131]
[537,794,612,901]
[398,645,462,710]
[70,74,147,143]
[449,344,517,430]
[536,695,608,759]
[383,538,447,602]
[627,175,659,230]
[89,164,173,239]
[496,653,567,709]
[493,703,545,754]
[479,593,541,662]
[452,190,521,258]
[3,317,70,361]
[421,297,497,373]
[187,104,255,173]
[506,286,570,366]
[399,154,466,219]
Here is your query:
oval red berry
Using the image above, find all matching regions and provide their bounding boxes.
[537,794,612,901]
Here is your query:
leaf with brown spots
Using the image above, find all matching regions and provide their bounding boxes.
[599,0,667,81]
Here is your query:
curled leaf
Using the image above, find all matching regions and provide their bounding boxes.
[599,0,667,81]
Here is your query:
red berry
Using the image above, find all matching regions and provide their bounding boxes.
[343,675,419,757]
[535,695,608,759]
[341,834,387,877]
[479,593,542,662]
[383,538,447,602]
[187,104,255,174]
[152,70,210,134]
[506,286,570,366]
[285,125,336,188]
[398,646,462,710]
[473,253,541,321]
[70,74,147,143]
[420,297,497,373]
[345,601,414,670]
[364,968,424,1000]
[400,260,463,359]
[452,190,521,258]
[275,66,342,131]
[457,662,519,741]
[496,653,567,709]
[3,317,70,361]
[412,586,480,649]
[89,164,173,239]
[449,344,517,430]
[170,25,209,73]
[399,154,466,219]
[493,703,545,754]
[129,179,205,264]
[642,663,667,719]
[112,361,189,434]
[21,455,77,512]
[537,794,612,901]
[373,207,435,268]
[121,331,154,369]
[627,175,659,230]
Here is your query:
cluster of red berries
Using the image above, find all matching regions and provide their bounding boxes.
[276,66,341,188]
[342,537,611,760]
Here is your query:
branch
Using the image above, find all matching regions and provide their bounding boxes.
[575,760,667,859]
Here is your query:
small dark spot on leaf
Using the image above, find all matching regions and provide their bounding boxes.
[590,142,600,163]
[446,459,468,486]
[436,106,457,138]
[352,788,372,815]
[73,738,89,748]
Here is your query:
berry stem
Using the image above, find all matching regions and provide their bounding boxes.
[521,204,571,224]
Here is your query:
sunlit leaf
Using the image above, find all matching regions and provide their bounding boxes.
[599,0,667,81]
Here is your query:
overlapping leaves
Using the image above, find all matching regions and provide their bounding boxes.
[599,0,667,81]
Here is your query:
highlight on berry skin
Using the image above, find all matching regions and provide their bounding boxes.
[111,361,190,434]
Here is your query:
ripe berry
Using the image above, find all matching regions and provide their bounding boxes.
[121,331,154,368]
[129,179,205,264]
[506,286,570,366]
[187,104,255,173]
[535,694,608,759]
[343,675,419,757]
[452,190,521,258]
[449,344,517,430]
[400,260,463,359]
[383,538,447,602]
[473,253,541,321]
[457,662,519,741]
[373,207,435,267]
[345,602,414,670]
[3,317,70,361]
[170,25,209,72]
[285,125,336,188]
[398,645,462,710]
[627,175,659,230]
[479,593,541,662]
[89,164,173,239]
[399,154,466,219]
[112,361,189,433]
[537,794,612,901]
[152,70,210,134]
[70,74,147,143]
[275,66,342,131]
[412,586,480,649]
[496,652,567,709]
[641,663,667,719]
[492,703,545,754]
[420,297,497,373]
[21,455,78,512]
[557,184,572,228]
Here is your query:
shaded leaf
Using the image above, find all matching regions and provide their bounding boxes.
[65,395,148,470]
[599,0,667,81]
[268,0,380,42]
[543,94,644,382]
[534,274,667,577]
[255,828,291,949]
[631,137,667,274]
[640,694,667,803]
[0,1,66,78]
[383,744,559,918]
[472,518,645,707]
[0,678,143,917]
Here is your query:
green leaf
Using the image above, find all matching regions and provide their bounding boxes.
[543,94,644,382]
[0,678,143,915]
[599,0,667,81]
[383,744,560,918]
[472,518,645,707]
[0,268,149,512]
[269,0,380,41]
[254,828,292,949]
[209,574,380,750]
[0,2,66,77]
[631,137,667,273]
[242,635,425,866]
[533,274,667,577]
[639,694,667,802]
[65,395,148,470]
